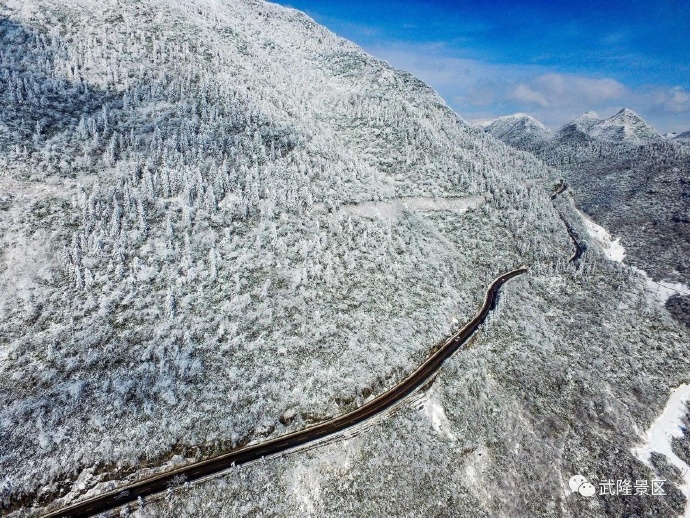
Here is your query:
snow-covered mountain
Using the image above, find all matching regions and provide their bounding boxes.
[478,113,552,148]
[586,108,662,143]
[675,131,690,143]
[1,1,688,517]
[570,110,602,132]
[552,109,663,145]
[551,111,600,145]
[481,108,665,149]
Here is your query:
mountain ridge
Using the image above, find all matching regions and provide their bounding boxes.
[482,108,665,146]
[587,107,662,143]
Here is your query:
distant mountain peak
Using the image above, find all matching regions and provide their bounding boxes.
[480,113,542,124]
[480,113,552,147]
[610,107,645,122]
[578,110,600,120]
[587,108,661,143]
[505,112,539,120]
[551,112,598,144]
[555,108,661,144]
[574,111,600,120]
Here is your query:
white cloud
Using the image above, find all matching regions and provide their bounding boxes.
[534,73,627,102]
[511,84,549,107]
[654,86,690,113]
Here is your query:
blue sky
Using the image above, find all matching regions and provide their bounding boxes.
[274,0,690,132]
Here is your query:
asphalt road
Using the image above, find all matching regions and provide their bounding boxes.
[552,185,585,262]
[41,267,528,518]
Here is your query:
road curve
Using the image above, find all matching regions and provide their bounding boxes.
[551,185,584,263]
[41,267,528,518]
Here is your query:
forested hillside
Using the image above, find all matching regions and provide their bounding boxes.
[1,1,688,517]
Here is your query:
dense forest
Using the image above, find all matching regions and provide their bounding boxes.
[1,1,688,517]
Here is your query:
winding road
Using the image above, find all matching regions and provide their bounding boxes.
[41,267,528,518]
[552,184,585,263]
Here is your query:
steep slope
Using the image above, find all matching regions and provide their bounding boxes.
[0,1,688,517]
[0,0,568,509]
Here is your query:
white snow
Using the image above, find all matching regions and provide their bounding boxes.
[575,206,690,303]
[586,108,662,144]
[285,439,359,516]
[560,109,662,144]
[0,179,76,353]
[633,384,690,517]
[332,196,485,222]
[419,392,456,441]
[463,446,493,509]
[631,267,690,304]
[3,0,682,512]
[481,113,553,146]
[288,464,321,515]
[577,209,626,262]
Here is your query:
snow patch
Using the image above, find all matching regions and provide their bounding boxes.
[463,446,493,508]
[327,196,485,221]
[633,384,690,517]
[577,209,626,262]
[575,206,690,303]
[288,464,322,516]
[286,440,358,516]
[420,394,456,441]
[0,179,74,328]
[632,267,690,304]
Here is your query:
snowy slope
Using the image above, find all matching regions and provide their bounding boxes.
[676,131,690,143]
[0,1,688,517]
[570,110,602,132]
[485,106,690,311]
[0,0,572,509]
[554,109,663,145]
[587,108,662,143]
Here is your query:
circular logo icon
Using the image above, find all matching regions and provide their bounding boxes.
[579,482,596,497]
[569,475,587,493]
[569,475,595,498]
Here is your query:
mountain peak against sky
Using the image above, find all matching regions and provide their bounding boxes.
[609,107,646,123]
[586,107,662,143]
[570,111,602,131]
[479,113,552,147]
[485,107,669,147]
[273,0,690,133]
[573,110,601,121]
[549,108,662,144]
